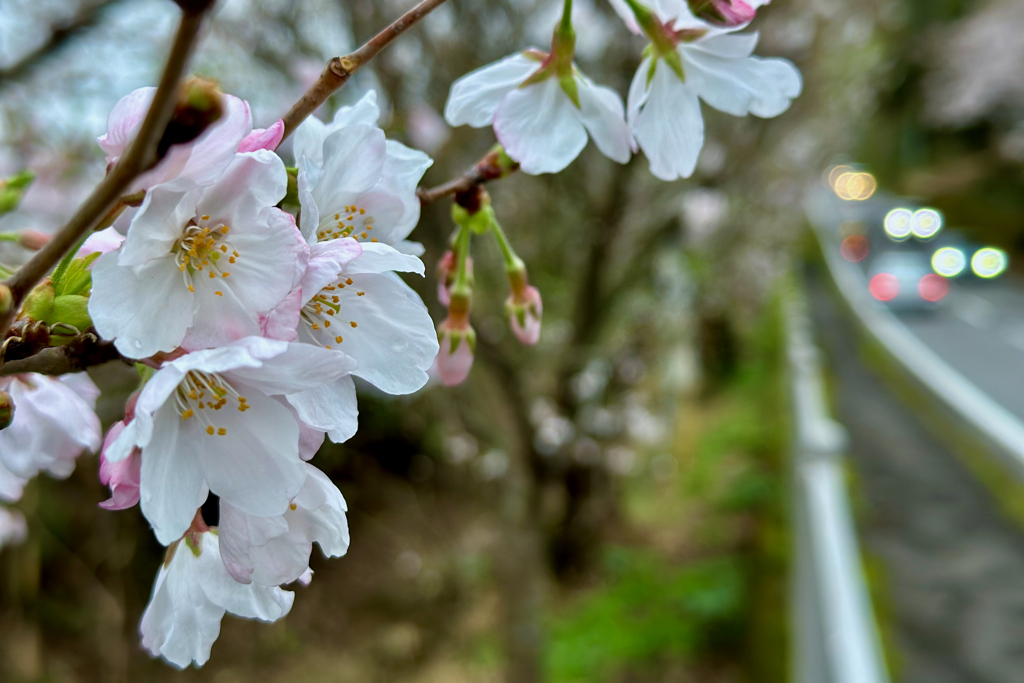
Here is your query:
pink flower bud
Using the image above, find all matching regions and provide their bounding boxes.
[691,0,756,26]
[98,421,142,510]
[506,285,543,345]
[436,250,473,306]
[434,314,476,386]
[17,230,49,250]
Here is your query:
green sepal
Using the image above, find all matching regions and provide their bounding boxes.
[21,283,54,322]
[136,362,155,384]
[50,295,93,335]
[452,203,496,236]
[559,74,581,108]
[0,170,35,216]
[184,535,202,557]
[54,253,100,297]
[520,63,554,88]
[282,166,300,208]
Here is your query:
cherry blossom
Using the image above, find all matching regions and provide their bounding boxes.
[0,373,101,481]
[290,93,439,396]
[99,87,253,194]
[89,151,307,358]
[507,284,543,345]
[434,313,476,387]
[99,421,142,510]
[103,337,357,545]
[218,463,349,586]
[444,46,631,174]
[615,0,800,180]
[293,91,432,255]
[140,528,295,669]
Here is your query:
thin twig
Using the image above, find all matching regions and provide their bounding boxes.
[0,4,212,334]
[0,336,124,377]
[417,149,519,206]
[279,0,450,142]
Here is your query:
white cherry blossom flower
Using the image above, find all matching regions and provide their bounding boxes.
[89,150,307,358]
[218,463,349,586]
[99,87,253,195]
[619,0,801,180]
[444,47,631,174]
[0,373,101,481]
[289,92,439,395]
[140,528,294,669]
[293,91,432,256]
[104,337,357,545]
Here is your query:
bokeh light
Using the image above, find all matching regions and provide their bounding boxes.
[884,208,914,241]
[869,273,900,301]
[932,247,966,277]
[840,234,871,262]
[918,273,949,302]
[911,208,943,239]
[971,247,1008,278]
[834,171,877,201]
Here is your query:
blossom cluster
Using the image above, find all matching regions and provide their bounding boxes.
[0,0,801,669]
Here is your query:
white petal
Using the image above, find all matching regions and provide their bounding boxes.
[444,52,539,127]
[577,76,631,164]
[689,32,760,59]
[633,63,704,181]
[308,272,437,394]
[224,339,356,396]
[328,90,381,130]
[380,140,433,244]
[98,87,154,159]
[290,464,349,557]
[313,126,387,210]
[0,459,26,503]
[494,78,588,175]
[198,533,295,617]
[301,239,364,301]
[218,500,290,583]
[683,47,802,118]
[195,151,288,230]
[344,241,424,276]
[286,375,358,444]
[627,56,654,133]
[140,402,210,545]
[119,182,199,267]
[292,115,328,168]
[195,388,305,518]
[89,252,196,358]
[181,277,261,351]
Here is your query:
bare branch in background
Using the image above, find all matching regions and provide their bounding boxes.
[278,0,450,142]
[0,0,128,86]
[0,2,214,335]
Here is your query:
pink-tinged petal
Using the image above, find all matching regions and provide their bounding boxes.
[695,0,756,27]
[633,62,705,181]
[77,227,125,260]
[300,238,363,300]
[238,120,284,152]
[218,500,291,583]
[181,280,262,351]
[260,288,302,342]
[98,87,154,159]
[89,252,196,358]
[577,77,632,164]
[495,77,588,175]
[99,422,142,510]
[275,398,326,460]
[195,150,287,230]
[444,52,539,127]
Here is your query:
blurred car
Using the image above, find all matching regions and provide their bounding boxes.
[866,251,949,310]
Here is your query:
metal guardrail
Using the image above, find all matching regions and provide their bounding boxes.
[806,192,1024,481]
[786,286,891,683]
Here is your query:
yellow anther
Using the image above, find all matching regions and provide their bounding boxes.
[324,320,331,328]
[229,256,236,264]
[217,427,227,436]
[181,409,194,420]
[215,291,223,297]
[201,215,210,220]
[311,323,319,330]
[188,285,195,292]
[335,335,344,343]
[345,278,353,285]
[357,291,365,296]
[359,208,366,215]
[222,272,230,278]
[206,426,215,435]
[220,245,228,252]
[350,321,358,328]
[209,271,216,278]
[289,503,297,511]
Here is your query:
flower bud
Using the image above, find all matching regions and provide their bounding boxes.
[688,0,756,26]
[98,421,142,510]
[506,285,543,346]
[17,229,49,250]
[0,390,14,430]
[156,76,225,161]
[436,250,473,306]
[49,295,93,341]
[0,170,34,216]
[435,314,476,387]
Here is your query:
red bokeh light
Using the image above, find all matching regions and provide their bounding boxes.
[840,234,870,262]
[869,273,900,302]
[918,273,949,302]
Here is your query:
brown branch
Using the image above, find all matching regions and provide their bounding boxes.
[417,149,519,206]
[0,2,213,334]
[0,336,124,377]
[279,0,450,142]
[0,0,127,86]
